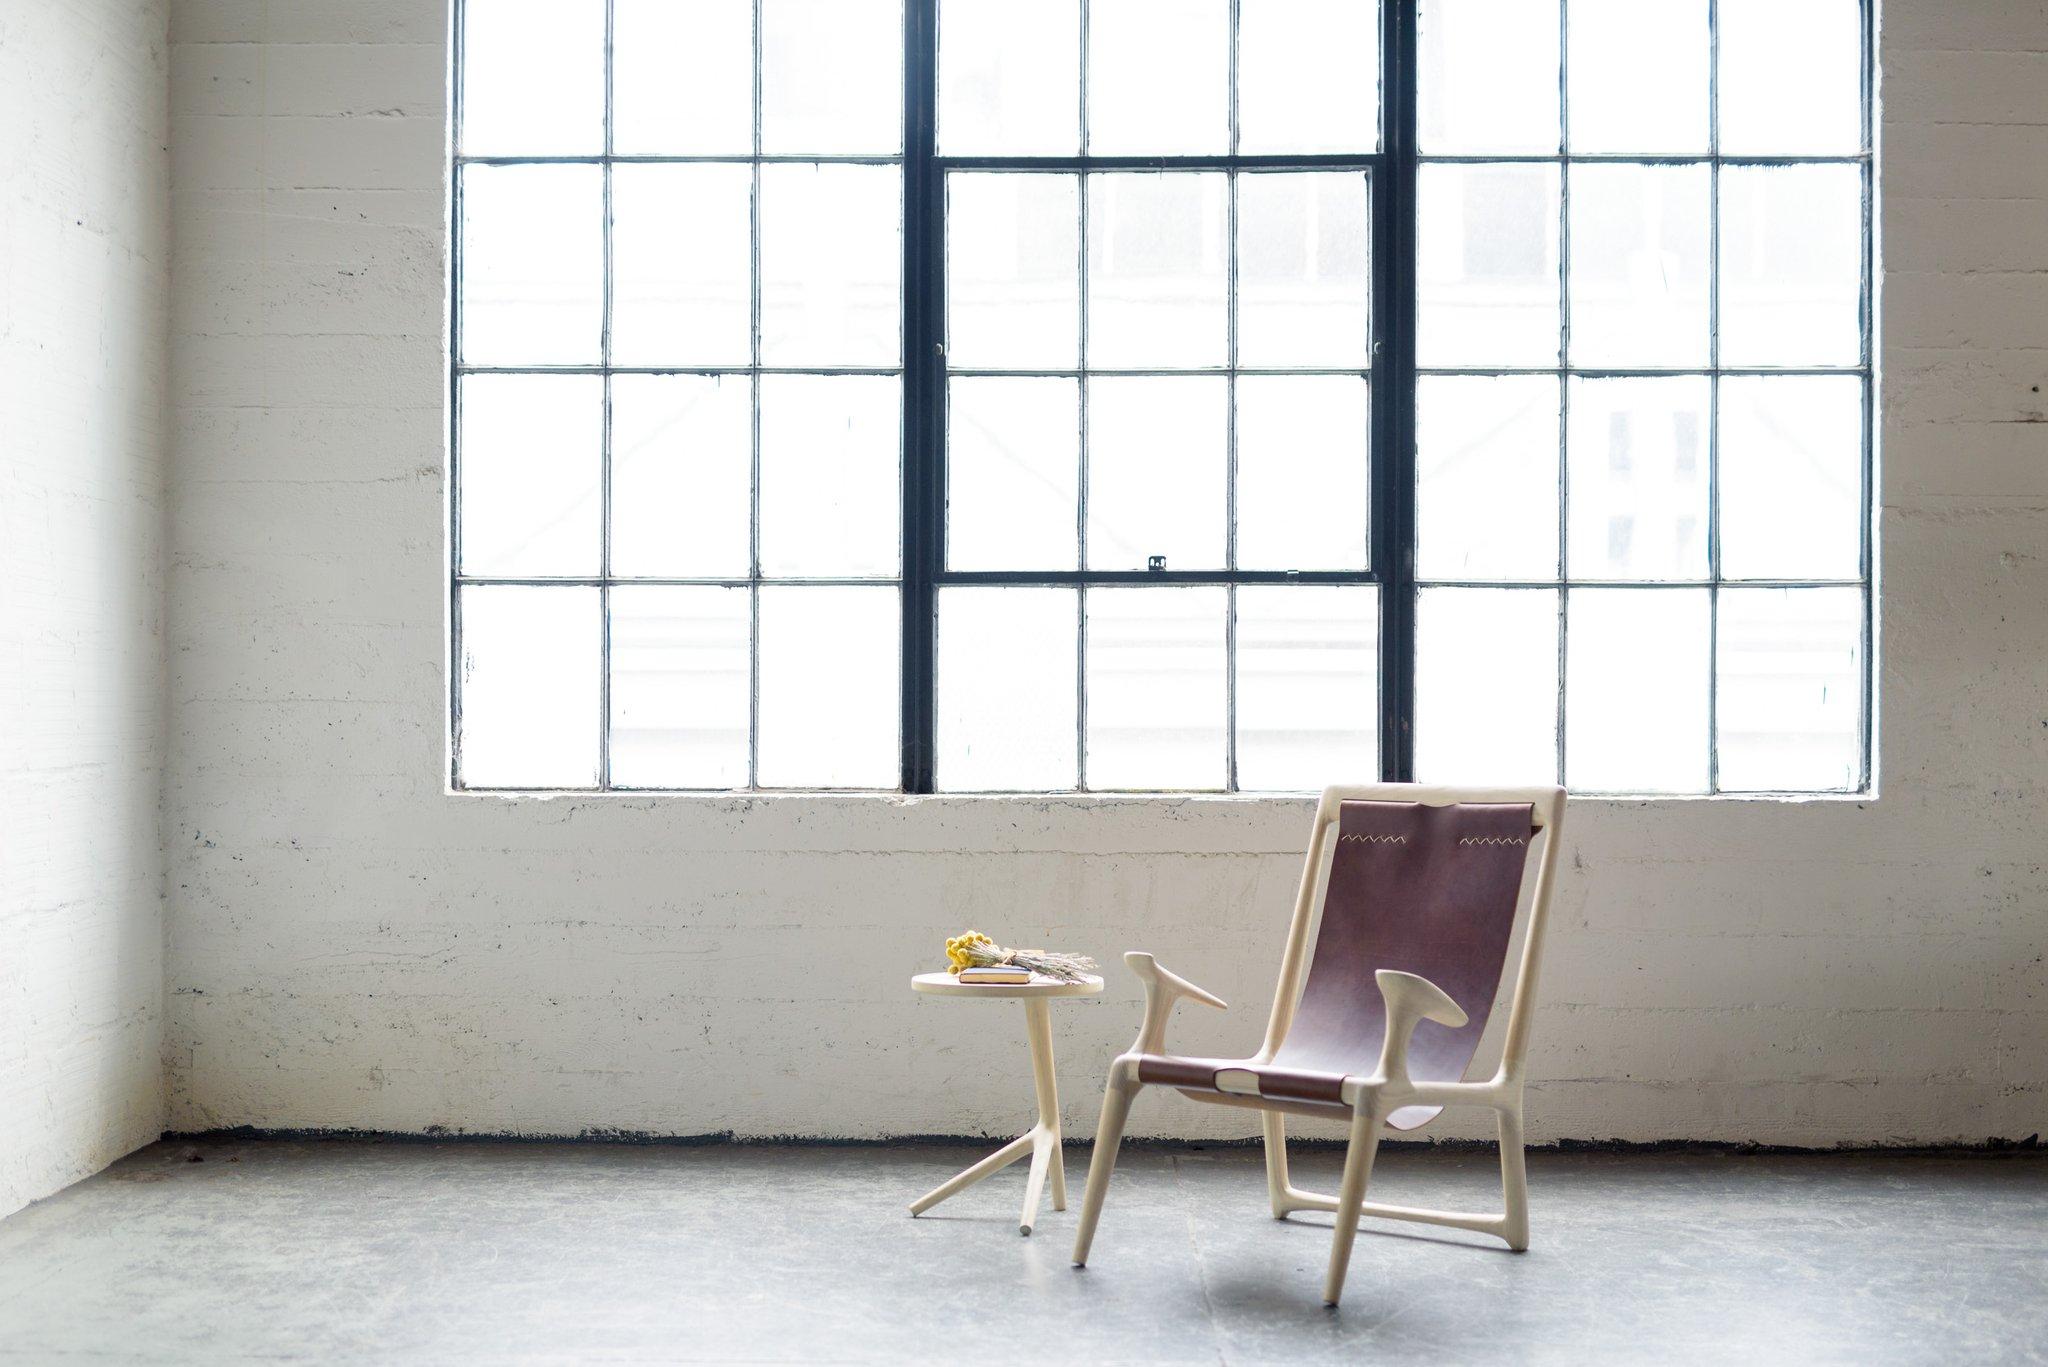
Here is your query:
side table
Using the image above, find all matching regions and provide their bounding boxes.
[907,971,1105,1235]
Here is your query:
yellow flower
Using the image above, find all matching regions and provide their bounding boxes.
[945,930,994,973]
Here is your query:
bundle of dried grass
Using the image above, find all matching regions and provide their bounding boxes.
[944,930,1099,984]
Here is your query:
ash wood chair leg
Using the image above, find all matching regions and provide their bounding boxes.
[1262,1110,1293,1218]
[1071,1069,1138,1267]
[1498,1105,1529,1252]
[1323,1099,1385,1307]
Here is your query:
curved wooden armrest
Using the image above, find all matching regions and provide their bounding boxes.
[1123,951,1227,1056]
[1371,969,1467,1091]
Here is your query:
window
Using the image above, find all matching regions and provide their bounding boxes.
[450,0,1871,795]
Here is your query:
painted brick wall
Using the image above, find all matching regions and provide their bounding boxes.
[0,0,170,1219]
[164,0,2046,1146]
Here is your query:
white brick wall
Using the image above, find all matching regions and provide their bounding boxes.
[161,0,2047,1146]
[0,0,170,1218]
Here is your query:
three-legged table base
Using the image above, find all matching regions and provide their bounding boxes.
[908,998,1067,1235]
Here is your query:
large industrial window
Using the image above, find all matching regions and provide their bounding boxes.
[450,0,1872,795]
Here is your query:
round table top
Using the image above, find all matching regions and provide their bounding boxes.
[910,971,1105,1000]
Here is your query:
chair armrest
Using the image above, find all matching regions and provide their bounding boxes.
[1123,951,1227,1056]
[1371,969,1468,1090]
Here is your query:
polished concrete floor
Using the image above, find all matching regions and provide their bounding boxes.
[0,1138,2041,1364]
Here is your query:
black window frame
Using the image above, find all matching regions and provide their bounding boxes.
[449,0,1875,797]
[900,0,1410,793]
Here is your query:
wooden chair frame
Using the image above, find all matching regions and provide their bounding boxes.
[1070,783,1567,1305]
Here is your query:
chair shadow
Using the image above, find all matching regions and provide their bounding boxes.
[1198,1267,1471,1327]
[1192,1220,1527,1325]
[1278,1211,1518,1253]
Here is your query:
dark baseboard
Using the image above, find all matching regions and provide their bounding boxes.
[159,1125,2042,1158]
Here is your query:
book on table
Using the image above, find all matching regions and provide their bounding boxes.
[957,966,1033,985]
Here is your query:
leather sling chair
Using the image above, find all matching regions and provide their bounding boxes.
[1071,784,1567,1306]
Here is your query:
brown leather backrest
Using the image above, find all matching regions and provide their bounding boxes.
[1270,800,1537,1088]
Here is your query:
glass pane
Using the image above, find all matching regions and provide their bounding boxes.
[610,164,753,368]
[1566,376,1710,581]
[1719,165,1863,368]
[1086,377,1226,571]
[756,586,900,787]
[1416,375,1560,582]
[613,0,753,155]
[457,374,603,578]
[1415,588,1559,784]
[1417,163,1561,368]
[456,585,601,789]
[1718,0,1862,156]
[1566,0,1708,154]
[759,164,902,367]
[1419,0,1560,154]
[1565,587,1710,793]
[1238,0,1379,153]
[1234,586,1379,791]
[608,586,752,789]
[758,375,901,578]
[461,0,603,155]
[761,0,903,154]
[1716,587,1863,792]
[947,377,1079,571]
[938,0,1081,155]
[1719,376,1863,581]
[947,174,1080,370]
[937,587,1079,791]
[1567,164,1710,369]
[1087,0,1229,155]
[1236,172,1371,369]
[610,374,753,580]
[458,164,604,366]
[1084,587,1227,790]
[1087,173,1228,369]
[1234,376,1370,571]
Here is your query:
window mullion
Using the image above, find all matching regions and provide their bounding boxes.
[1377,0,1420,783]
[901,0,941,793]
[598,0,616,791]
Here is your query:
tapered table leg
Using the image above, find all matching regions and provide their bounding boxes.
[907,998,1070,1234]
[908,1131,1036,1216]
[1021,998,1064,1233]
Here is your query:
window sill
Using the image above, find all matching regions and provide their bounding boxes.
[446,786,1876,805]
[433,785,1875,861]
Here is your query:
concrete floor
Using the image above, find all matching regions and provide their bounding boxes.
[0,1139,2041,1364]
